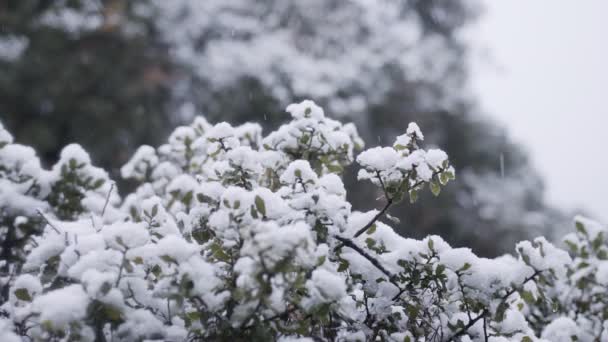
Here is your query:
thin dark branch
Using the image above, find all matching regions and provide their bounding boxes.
[101,182,115,218]
[446,269,542,341]
[333,235,405,298]
[483,315,488,342]
[115,251,127,287]
[353,198,393,238]
[36,209,61,234]
[376,170,390,200]
[350,167,446,240]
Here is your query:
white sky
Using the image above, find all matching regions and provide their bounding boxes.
[470,1,608,222]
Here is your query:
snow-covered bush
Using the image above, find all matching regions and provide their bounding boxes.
[0,101,605,341]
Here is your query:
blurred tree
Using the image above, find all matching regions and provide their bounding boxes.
[151,0,567,254]
[0,0,175,176]
[0,0,566,255]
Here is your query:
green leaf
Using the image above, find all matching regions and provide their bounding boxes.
[326,163,343,173]
[409,190,418,204]
[255,195,266,217]
[459,263,471,272]
[564,240,578,253]
[365,238,376,249]
[439,172,449,185]
[576,221,587,236]
[427,238,434,251]
[521,253,531,265]
[436,264,446,275]
[187,311,201,321]
[182,191,193,206]
[366,224,377,235]
[521,337,533,342]
[210,243,231,262]
[337,259,350,272]
[196,193,214,204]
[495,302,508,322]
[42,320,53,331]
[405,303,419,320]
[430,181,441,196]
[577,261,590,270]
[14,288,32,302]
[520,290,535,304]
[104,305,123,322]
[68,158,78,170]
[92,179,105,189]
[161,255,177,264]
[317,255,326,266]
[130,207,141,222]
[151,264,162,277]
[250,206,259,219]
[592,232,603,251]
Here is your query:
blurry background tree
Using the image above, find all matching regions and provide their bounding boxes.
[0,0,566,256]
[0,0,176,176]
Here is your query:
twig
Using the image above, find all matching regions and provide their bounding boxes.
[446,269,542,341]
[346,167,446,241]
[36,209,61,234]
[115,251,127,287]
[334,198,394,250]
[101,182,115,218]
[334,236,392,278]
[334,235,404,295]
[353,198,394,238]
[483,315,488,342]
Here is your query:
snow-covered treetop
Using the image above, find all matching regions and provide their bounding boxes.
[150,0,475,115]
[0,101,606,341]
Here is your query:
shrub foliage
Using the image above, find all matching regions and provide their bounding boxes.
[0,101,605,341]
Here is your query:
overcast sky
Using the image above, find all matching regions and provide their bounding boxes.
[470,1,608,222]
